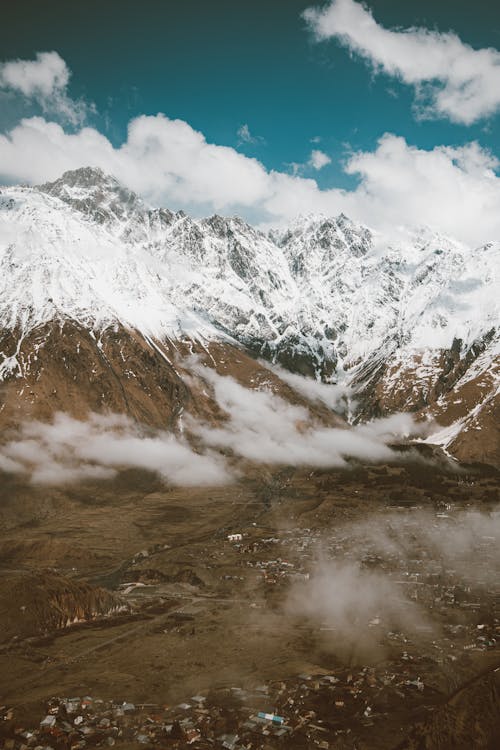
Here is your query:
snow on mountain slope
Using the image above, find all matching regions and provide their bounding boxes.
[2,170,310,362]
[0,167,499,464]
[0,187,215,340]
[275,218,499,369]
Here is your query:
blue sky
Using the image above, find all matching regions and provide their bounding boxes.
[1,0,500,244]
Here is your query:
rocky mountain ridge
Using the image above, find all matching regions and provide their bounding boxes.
[0,167,498,465]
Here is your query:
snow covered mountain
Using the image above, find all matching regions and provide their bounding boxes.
[0,167,498,465]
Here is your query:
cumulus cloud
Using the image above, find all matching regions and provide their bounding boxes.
[190,365,420,467]
[266,134,500,245]
[1,114,500,244]
[1,49,500,245]
[309,148,331,170]
[0,412,231,486]
[0,114,272,211]
[0,52,69,98]
[303,0,500,125]
[0,52,88,125]
[343,135,500,242]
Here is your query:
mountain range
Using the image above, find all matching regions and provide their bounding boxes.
[0,166,498,467]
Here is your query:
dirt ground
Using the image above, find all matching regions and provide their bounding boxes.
[0,453,499,749]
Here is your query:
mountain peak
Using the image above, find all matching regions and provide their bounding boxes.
[37,167,145,225]
[271,212,372,259]
[40,166,113,190]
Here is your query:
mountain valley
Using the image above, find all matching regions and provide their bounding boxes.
[0,167,499,750]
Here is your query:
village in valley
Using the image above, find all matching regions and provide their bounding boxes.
[1,462,499,749]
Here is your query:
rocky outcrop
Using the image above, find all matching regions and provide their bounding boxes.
[0,571,126,642]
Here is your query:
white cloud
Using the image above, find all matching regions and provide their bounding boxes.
[0,50,499,246]
[303,0,500,124]
[0,51,88,125]
[0,378,419,486]
[344,507,500,588]
[0,412,231,486]
[287,506,500,661]
[263,135,500,245]
[0,372,425,486]
[237,123,264,146]
[190,365,420,467]
[0,51,69,98]
[0,115,271,210]
[287,559,429,662]
[309,148,331,170]
[1,114,500,245]
[267,362,350,411]
[341,134,500,243]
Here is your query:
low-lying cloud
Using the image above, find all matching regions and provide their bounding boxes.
[267,362,351,411]
[286,505,500,662]
[0,367,424,486]
[287,559,430,662]
[190,365,421,468]
[0,412,231,486]
[347,506,500,588]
